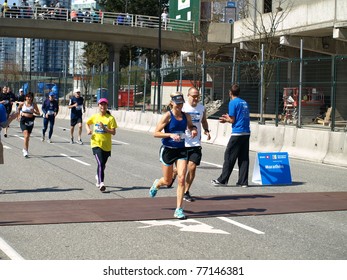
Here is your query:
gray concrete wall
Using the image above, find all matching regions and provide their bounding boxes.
[57,106,347,167]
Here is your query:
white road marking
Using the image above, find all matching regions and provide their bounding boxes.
[60,153,91,166]
[201,160,239,171]
[112,139,129,145]
[138,219,230,234]
[0,236,25,260]
[14,134,24,140]
[3,145,11,149]
[217,217,265,234]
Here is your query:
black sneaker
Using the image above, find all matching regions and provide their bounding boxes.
[211,179,225,186]
[167,174,176,188]
[236,182,249,188]
[183,191,195,202]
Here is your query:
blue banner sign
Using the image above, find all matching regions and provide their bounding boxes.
[252,152,292,185]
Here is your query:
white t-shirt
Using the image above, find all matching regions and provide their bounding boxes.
[183,102,205,147]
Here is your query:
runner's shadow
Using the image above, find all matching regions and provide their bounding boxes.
[2,186,83,194]
[107,185,148,192]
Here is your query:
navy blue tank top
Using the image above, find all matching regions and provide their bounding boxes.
[162,111,187,148]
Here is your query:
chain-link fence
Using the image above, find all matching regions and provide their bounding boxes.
[3,55,346,132]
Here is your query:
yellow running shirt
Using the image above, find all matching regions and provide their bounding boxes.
[87,113,117,152]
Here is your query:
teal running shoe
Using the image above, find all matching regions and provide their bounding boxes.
[174,208,186,219]
[149,179,159,197]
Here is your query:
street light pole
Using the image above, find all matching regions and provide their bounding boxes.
[157,0,162,113]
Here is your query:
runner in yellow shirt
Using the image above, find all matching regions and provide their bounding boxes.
[85,98,117,192]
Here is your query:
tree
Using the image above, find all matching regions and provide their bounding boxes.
[97,0,169,15]
[83,42,109,72]
[237,0,293,115]
[0,62,24,84]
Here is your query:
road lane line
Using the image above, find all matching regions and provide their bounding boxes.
[14,134,24,140]
[0,236,25,260]
[3,145,11,149]
[201,161,223,168]
[112,139,129,145]
[60,153,91,166]
[217,217,265,234]
[201,160,239,171]
[201,161,239,171]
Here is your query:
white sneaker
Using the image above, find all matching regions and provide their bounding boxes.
[76,139,83,145]
[42,136,45,142]
[47,139,52,143]
[99,182,106,192]
[22,149,28,158]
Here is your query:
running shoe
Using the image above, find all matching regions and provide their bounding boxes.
[183,191,195,202]
[167,174,176,188]
[99,182,106,192]
[47,139,52,143]
[76,139,83,145]
[211,179,225,186]
[149,179,159,197]
[70,138,74,144]
[42,135,45,142]
[174,208,186,219]
[22,149,28,158]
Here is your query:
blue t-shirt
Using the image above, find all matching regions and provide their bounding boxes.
[229,97,250,134]
[69,96,84,119]
[0,104,7,126]
[162,111,187,148]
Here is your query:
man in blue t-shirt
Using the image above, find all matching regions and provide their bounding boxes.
[211,84,251,187]
[68,88,85,144]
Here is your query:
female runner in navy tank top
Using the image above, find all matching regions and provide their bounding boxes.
[149,92,198,220]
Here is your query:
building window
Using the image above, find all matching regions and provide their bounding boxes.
[264,0,272,13]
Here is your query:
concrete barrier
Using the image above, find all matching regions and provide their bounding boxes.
[55,107,346,167]
[58,106,69,120]
[213,121,232,146]
[123,111,139,130]
[149,113,162,133]
[250,124,285,152]
[282,127,330,163]
[133,111,156,132]
[112,110,126,128]
[323,131,347,167]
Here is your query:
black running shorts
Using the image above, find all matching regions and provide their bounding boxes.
[159,145,187,166]
[187,146,202,165]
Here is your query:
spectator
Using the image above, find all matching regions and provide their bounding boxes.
[211,84,251,188]
[70,9,77,21]
[77,9,83,22]
[11,3,19,18]
[116,13,124,25]
[2,0,9,17]
[161,7,168,29]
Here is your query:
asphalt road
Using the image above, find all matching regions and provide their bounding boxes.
[0,118,346,260]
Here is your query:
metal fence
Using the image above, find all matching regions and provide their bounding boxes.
[3,55,346,132]
[1,7,195,33]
